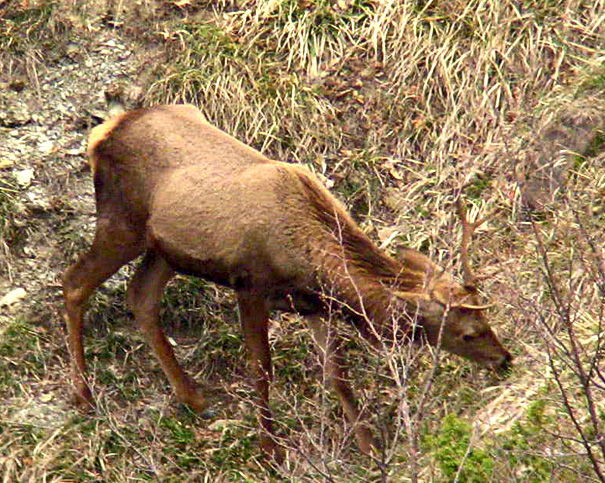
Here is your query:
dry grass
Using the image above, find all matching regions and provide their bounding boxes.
[1,0,605,481]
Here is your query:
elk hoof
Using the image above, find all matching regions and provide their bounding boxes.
[73,385,94,410]
[177,392,209,415]
[261,440,286,466]
[356,426,381,455]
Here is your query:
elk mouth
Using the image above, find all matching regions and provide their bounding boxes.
[469,349,512,375]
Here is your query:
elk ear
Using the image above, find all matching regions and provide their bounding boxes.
[394,291,445,318]
[395,247,441,281]
[393,291,432,304]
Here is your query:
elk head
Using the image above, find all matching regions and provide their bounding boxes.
[392,196,512,371]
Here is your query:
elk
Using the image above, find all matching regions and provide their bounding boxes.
[62,104,511,460]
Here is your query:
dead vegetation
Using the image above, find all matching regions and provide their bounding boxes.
[1,0,604,481]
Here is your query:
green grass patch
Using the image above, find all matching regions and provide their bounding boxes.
[0,177,19,255]
[426,414,495,482]
[0,320,48,394]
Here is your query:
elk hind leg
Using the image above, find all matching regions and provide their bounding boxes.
[63,218,143,407]
[127,251,207,413]
[308,315,376,454]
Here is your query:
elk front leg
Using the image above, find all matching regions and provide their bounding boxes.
[127,251,206,413]
[236,291,282,462]
[62,218,143,407]
[308,315,376,454]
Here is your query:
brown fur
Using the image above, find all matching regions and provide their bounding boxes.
[63,104,511,460]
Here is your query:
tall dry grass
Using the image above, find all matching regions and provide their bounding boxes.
[1,0,604,481]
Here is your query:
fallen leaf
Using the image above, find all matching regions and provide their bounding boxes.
[389,166,404,180]
[383,159,404,180]
[0,158,14,169]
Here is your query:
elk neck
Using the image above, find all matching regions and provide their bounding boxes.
[292,169,431,341]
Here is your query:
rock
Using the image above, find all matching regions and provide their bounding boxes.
[15,168,35,187]
[0,288,27,307]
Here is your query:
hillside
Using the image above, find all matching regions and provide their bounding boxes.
[1,1,604,481]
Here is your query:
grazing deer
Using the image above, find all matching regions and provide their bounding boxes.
[62,104,511,460]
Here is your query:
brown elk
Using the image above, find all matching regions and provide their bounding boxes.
[62,104,511,460]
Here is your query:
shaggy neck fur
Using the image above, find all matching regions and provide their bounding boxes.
[291,167,438,340]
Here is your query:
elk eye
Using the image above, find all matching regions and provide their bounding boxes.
[462,334,475,342]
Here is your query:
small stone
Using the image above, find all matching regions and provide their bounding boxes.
[0,288,27,307]
[15,169,34,187]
